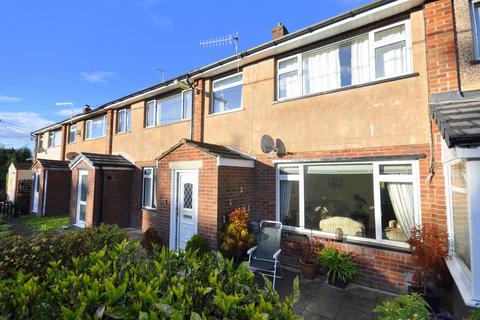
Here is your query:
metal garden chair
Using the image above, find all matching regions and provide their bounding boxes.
[247,220,283,289]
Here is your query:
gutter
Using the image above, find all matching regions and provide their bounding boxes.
[31,0,421,135]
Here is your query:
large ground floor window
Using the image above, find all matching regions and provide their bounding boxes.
[276,160,420,246]
[444,157,480,306]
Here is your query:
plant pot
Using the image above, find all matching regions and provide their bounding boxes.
[407,284,424,294]
[422,294,440,314]
[299,259,317,280]
[327,275,349,289]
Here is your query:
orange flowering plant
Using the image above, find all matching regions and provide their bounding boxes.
[220,207,254,259]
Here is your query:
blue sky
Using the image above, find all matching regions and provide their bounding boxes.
[0,0,370,149]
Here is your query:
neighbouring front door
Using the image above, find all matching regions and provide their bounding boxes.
[76,170,88,228]
[32,172,40,213]
[175,171,198,250]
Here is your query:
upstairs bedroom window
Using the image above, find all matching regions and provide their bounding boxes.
[117,108,131,133]
[277,20,412,100]
[211,73,243,114]
[145,90,192,128]
[69,125,77,144]
[276,161,420,247]
[48,129,62,148]
[85,115,106,140]
[473,0,480,59]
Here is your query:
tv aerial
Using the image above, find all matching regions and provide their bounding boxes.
[200,32,240,55]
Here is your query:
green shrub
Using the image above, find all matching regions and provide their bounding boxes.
[317,245,357,283]
[0,240,301,319]
[373,293,431,320]
[470,306,480,320]
[0,224,127,279]
[185,234,209,256]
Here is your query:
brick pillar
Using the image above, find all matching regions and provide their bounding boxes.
[424,0,459,93]
[192,79,205,142]
[105,110,114,154]
[33,135,38,161]
[60,125,67,161]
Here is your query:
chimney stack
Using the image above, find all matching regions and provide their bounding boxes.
[272,22,288,40]
[83,104,92,113]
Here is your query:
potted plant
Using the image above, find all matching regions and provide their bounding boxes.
[220,208,254,260]
[406,225,449,313]
[291,234,321,279]
[317,243,357,289]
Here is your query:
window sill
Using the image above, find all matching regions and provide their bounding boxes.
[282,226,412,253]
[207,107,244,117]
[445,256,479,307]
[85,136,106,141]
[115,131,131,136]
[142,207,157,213]
[273,72,420,105]
[143,119,190,130]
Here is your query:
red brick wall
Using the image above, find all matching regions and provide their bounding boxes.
[101,169,132,227]
[253,142,447,293]
[192,80,205,142]
[424,0,459,93]
[44,170,71,216]
[217,166,255,227]
[153,144,219,248]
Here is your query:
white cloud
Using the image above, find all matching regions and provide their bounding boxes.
[56,108,83,117]
[0,112,53,148]
[80,71,116,83]
[0,95,20,103]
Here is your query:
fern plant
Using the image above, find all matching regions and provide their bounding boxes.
[317,246,357,283]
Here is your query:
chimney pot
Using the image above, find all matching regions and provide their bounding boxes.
[83,104,92,113]
[272,22,288,40]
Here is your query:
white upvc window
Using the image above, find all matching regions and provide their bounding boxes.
[445,159,480,306]
[369,20,412,80]
[85,115,106,140]
[48,129,62,148]
[142,167,157,209]
[276,20,412,100]
[211,73,243,114]
[38,134,45,150]
[117,108,131,134]
[145,90,192,127]
[472,0,480,59]
[69,125,77,144]
[276,160,420,247]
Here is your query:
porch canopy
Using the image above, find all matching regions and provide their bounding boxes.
[431,98,480,148]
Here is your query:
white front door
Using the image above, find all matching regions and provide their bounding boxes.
[174,171,198,250]
[76,170,88,228]
[32,172,40,213]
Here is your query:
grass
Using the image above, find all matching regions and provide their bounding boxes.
[17,215,69,233]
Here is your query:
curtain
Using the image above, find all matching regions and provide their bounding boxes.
[280,181,293,219]
[376,41,406,78]
[387,182,414,237]
[351,37,370,84]
[303,46,340,94]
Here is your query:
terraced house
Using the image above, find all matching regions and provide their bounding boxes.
[30,0,480,315]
